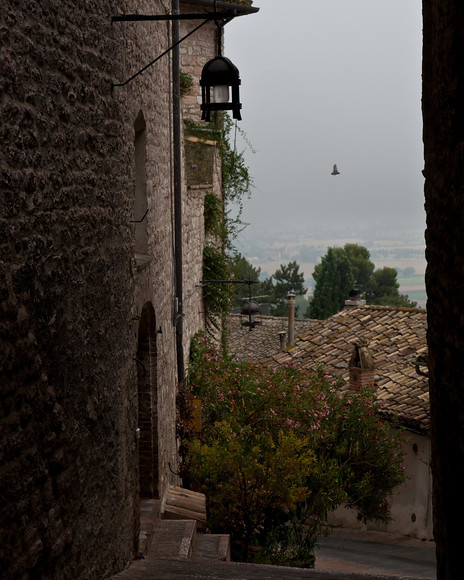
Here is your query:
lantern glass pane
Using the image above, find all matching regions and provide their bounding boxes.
[213,85,230,104]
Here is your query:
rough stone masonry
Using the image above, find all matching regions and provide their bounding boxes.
[0,0,220,577]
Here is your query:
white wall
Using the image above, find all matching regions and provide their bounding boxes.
[327,430,433,541]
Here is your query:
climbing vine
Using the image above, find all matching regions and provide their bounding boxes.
[202,246,233,323]
[184,115,254,247]
[185,114,254,328]
[204,192,225,240]
[180,70,193,96]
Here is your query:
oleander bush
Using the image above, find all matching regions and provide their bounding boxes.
[181,334,407,566]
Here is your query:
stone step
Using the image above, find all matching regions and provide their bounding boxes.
[149,519,197,559]
[192,533,231,562]
[137,499,161,556]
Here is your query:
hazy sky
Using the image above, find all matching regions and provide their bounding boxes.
[225,0,424,239]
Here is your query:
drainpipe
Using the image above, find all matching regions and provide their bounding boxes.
[286,292,296,348]
[172,0,185,384]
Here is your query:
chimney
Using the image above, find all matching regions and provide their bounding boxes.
[348,342,375,392]
[278,330,287,352]
[287,292,296,347]
[344,289,366,311]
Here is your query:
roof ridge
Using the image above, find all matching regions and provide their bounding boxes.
[355,304,426,314]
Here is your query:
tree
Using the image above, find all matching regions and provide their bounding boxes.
[271,261,306,316]
[182,336,407,566]
[229,253,261,308]
[310,246,417,314]
[368,267,417,308]
[307,248,354,319]
[343,243,375,292]
[228,253,275,309]
[370,267,400,297]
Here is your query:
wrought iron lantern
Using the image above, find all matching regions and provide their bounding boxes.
[200,55,242,122]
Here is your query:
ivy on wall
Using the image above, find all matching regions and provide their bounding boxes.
[202,246,232,321]
[185,114,254,331]
[204,192,225,240]
[180,70,193,96]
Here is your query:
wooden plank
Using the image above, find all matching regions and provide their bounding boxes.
[168,489,205,504]
[169,485,205,500]
[163,505,207,522]
[166,495,206,514]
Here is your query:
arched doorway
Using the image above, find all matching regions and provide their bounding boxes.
[136,302,159,498]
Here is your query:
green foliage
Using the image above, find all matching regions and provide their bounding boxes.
[181,336,407,566]
[204,192,225,240]
[370,267,399,296]
[180,70,193,96]
[295,294,310,319]
[202,246,233,327]
[271,261,307,316]
[228,253,266,308]
[220,114,254,241]
[221,115,253,205]
[229,252,261,282]
[343,243,375,291]
[228,258,308,315]
[185,114,254,332]
[368,267,417,307]
[308,248,354,319]
[185,115,254,245]
[370,293,418,308]
[309,245,417,317]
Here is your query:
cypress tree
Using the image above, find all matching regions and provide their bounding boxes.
[307,248,354,319]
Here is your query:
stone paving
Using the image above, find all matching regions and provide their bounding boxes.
[113,555,428,580]
[112,514,434,580]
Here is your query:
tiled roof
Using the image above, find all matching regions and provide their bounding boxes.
[228,306,429,432]
[226,314,319,361]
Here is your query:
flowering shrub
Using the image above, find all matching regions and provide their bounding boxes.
[181,334,407,566]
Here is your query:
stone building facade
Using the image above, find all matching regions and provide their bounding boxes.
[0,1,255,578]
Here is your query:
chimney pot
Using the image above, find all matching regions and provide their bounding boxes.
[348,342,375,391]
[344,289,366,310]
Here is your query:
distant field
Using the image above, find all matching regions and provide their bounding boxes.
[397,274,427,307]
[397,275,425,287]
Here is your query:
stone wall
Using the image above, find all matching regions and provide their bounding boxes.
[0,0,204,577]
[0,2,140,577]
[116,1,181,505]
[179,5,226,351]
[328,431,433,541]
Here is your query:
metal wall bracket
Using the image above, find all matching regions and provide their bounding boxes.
[111,8,232,88]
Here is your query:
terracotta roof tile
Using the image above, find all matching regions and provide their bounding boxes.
[227,305,429,432]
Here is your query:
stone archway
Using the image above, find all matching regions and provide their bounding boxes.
[136,302,159,499]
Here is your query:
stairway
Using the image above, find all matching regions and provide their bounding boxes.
[157,485,229,561]
[111,487,230,578]
[150,519,230,562]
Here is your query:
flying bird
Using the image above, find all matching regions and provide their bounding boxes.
[331,164,340,175]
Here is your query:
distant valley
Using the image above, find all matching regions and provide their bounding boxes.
[236,223,427,309]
